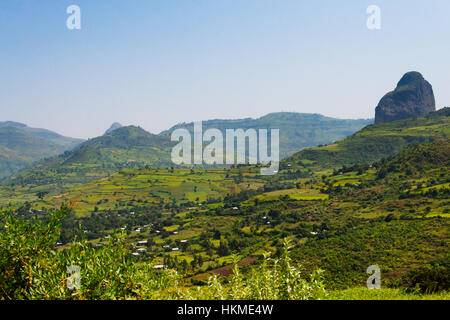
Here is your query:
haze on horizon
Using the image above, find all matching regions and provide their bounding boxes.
[1,0,449,139]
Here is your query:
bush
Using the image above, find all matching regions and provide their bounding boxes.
[0,206,179,300]
[403,264,450,294]
[179,239,327,300]
[0,206,66,299]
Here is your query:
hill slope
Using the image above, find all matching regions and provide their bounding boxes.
[162,112,373,159]
[290,138,450,288]
[284,107,450,172]
[4,126,175,190]
[0,121,83,149]
[0,123,83,179]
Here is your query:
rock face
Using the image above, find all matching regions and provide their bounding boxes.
[105,122,122,135]
[375,72,435,123]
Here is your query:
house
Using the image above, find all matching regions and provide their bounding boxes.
[132,252,139,256]
[180,240,188,243]
[137,240,148,245]
[154,265,165,269]
[310,232,318,235]
[137,248,147,252]
[172,248,179,251]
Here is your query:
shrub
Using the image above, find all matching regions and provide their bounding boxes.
[403,264,450,294]
[178,239,327,300]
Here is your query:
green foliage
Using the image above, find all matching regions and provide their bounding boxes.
[0,206,67,299]
[402,263,450,294]
[327,287,450,300]
[179,239,327,300]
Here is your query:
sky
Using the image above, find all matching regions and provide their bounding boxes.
[0,0,449,139]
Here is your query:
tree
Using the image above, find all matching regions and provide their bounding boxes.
[36,191,49,200]
[217,240,230,257]
[269,209,281,220]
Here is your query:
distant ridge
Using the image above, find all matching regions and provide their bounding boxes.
[4,125,174,189]
[162,112,373,159]
[0,122,84,179]
[3,112,372,190]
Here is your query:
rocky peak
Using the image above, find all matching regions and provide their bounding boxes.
[375,72,435,123]
[104,122,123,135]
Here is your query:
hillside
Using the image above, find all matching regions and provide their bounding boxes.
[287,138,450,287]
[0,121,83,149]
[0,122,83,179]
[3,126,175,192]
[0,125,83,179]
[2,112,372,192]
[284,107,450,173]
[162,112,373,159]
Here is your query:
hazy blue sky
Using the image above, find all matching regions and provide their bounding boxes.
[1,0,449,139]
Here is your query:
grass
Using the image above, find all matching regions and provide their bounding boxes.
[328,287,450,300]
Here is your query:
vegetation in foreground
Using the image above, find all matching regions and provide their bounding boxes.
[0,207,327,300]
[2,207,447,300]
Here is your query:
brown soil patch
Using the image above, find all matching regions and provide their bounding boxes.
[211,255,259,277]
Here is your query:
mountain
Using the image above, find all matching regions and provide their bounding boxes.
[66,126,172,165]
[285,107,450,172]
[104,122,122,135]
[162,113,373,159]
[0,123,84,179]
[0,121,83,149]
[3,113,372,193]
[375,72,436,123]
[4,126,174,189]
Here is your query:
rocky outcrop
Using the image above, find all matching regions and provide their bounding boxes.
[375,72,435,123]
[105,122,123,135]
